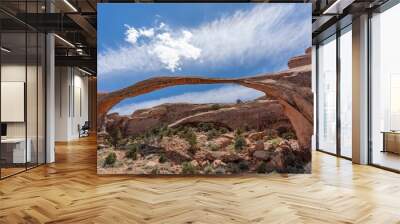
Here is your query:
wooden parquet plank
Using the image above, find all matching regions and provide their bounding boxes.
[0,136,400,223]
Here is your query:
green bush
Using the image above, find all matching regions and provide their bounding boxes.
[256,161,267,173]
[182,162,197,174]
[219,127,229,134]
[268,138,281,148]
[203,165,214,174]
[238,161,249,171]
[108,128,122,148]
[235,128,243,136]
[151,167,159,175]
[209,143,220,151]
[177,126,190,138]
[207,129,220,140]
[234,135,246,151]
[158,154,167,163]
[198,122,215,132]
[164,127,173,137]
[104,152,117,166]
[227,163,241,174]
[125,144,138,160]
[282,131,296,140]
[211,104,221,110]
[183,128,198,154]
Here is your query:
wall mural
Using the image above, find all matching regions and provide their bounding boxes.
[97,3,312,175]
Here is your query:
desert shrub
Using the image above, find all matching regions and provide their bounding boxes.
[182,162,197,174]
[256,161,267,173]
[177,126,190,138]
[263,135,273,141]
[150,125,162,136]
[149,125,167,142]
[282,131,296,140]
[219,127,229,134]
[164,127,173,137]
[263,129,279,141]
[238,161,249,171]
[236,99,243,104]
[203,165,214,174]
[142,131,152,144]
[268,138,281,148]
[108,128,122,148]
[227,163,241,174]
[198,122,215,132]
[158,154,167,163]
[234,135,247,151]
[104,152,117,166]
[151,167,159,175]
[126,143,139,151]
[207,129,220,140]
[188,146,198,155]
[125,144,138,160]
[209,143,220,151]
[211,104,221,110]
[235,128,243,136]
[183,128,198,154]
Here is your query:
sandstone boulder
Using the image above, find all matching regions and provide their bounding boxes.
[248,132,265,141]
[213,136,232,148]
[159,137,192,163]
[253,150,270,161]
[212,160,226,168]
[254,141,265,151]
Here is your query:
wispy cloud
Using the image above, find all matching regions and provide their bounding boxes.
[110,85,264,115]
[98,4,310,77]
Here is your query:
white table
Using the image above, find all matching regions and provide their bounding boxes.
[1,138,31,163]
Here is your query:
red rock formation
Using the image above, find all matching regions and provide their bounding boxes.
[105,100,293,137]
[169,100,291,132]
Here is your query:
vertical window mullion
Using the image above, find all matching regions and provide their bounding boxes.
[336,28,341,157]
[25,0,28,171]
[316,45,320,151]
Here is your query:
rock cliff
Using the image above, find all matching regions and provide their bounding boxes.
[105,100,293,137]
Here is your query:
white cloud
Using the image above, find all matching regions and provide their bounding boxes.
[110,85,264,115]
[99,21,201,74]
[124,24,139,45]
[99,4,310,76]
[191,4,310,67]
[150,30,201,72]
[124,25,155,44]
[139,28,154,38]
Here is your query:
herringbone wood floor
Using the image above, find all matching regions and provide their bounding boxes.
[1,136,400,224]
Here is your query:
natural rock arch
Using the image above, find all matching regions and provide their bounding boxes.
[98,73,313,153]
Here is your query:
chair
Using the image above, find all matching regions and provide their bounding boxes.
[79,121,90,138]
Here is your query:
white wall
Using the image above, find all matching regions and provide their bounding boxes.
[55,67,89,141]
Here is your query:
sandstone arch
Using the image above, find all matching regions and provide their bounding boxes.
[98,75,312,152]
[98,52,312,153]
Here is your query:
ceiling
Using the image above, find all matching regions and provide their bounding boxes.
[0,0,393,74]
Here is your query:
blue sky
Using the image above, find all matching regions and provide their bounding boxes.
[98,3,311,115]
